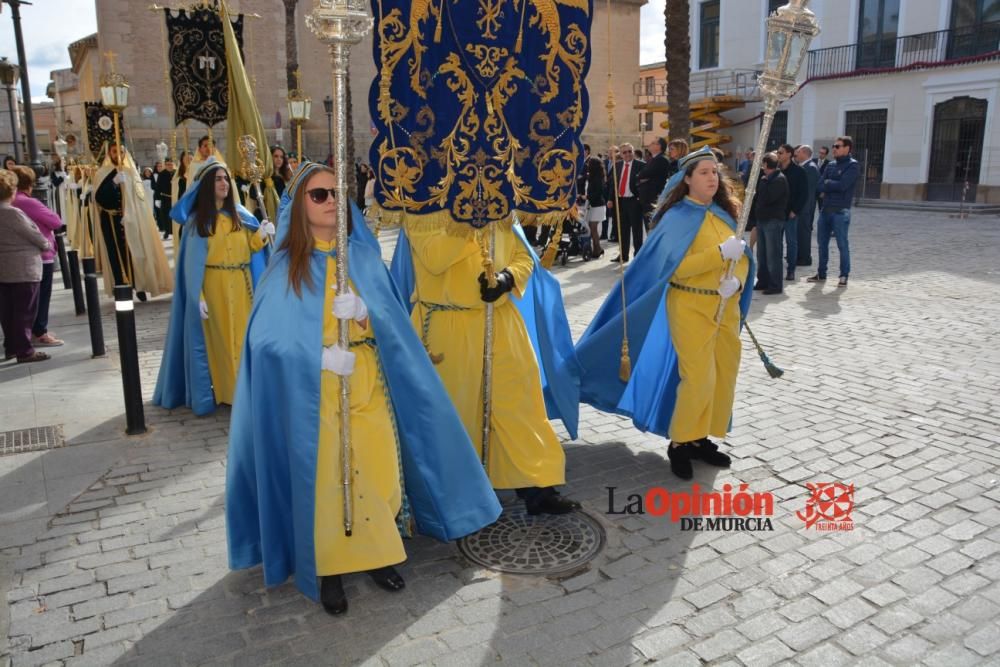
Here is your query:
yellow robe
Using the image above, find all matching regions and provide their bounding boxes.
[201,213,266,405]
[313,239,406,575]
[666,203,750,442]
[406,225,566,490]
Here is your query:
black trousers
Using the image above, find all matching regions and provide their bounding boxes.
[614,197,643,260]
[99,212,133,287]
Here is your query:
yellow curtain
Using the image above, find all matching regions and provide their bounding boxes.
[221,0,280,221]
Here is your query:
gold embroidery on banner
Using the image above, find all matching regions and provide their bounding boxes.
[465,44,510,79]
[476,0,505,39]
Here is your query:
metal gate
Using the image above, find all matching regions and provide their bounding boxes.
[844,109,887,199]
[927,96,987,202]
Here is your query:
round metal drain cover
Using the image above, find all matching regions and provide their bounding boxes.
[457,506,605,575]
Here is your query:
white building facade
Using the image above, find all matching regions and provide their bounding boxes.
[668,0,1000,203]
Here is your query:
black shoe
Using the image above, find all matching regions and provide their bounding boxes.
[136,291,148,302]
[610,255,627,263]
[368,566,405,592]
[320,575,347,615]
[796,259,812,266]
[763,288,782,295]
[692,438,732,467]
[667,443,694,480]
[753,282,767,291]
[837,276,848,287]
[806,274,825,283]
[525,488,581,515]
[785,271,795,281]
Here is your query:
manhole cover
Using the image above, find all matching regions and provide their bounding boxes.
[0,425,65,456]
[458,505,605,575]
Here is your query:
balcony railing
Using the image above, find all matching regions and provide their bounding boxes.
[634,68,762,109]
[807,22,1000,80]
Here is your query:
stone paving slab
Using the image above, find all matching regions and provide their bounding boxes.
[1,209,999,666]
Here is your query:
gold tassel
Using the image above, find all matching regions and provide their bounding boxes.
[434,0,444,43]
[618,340,631,382]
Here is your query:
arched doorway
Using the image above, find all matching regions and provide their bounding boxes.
[927,96,987,202]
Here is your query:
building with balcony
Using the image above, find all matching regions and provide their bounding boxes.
[638,0,1000,203]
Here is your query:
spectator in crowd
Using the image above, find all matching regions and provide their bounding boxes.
[794,145,820,267]
[583,156,606,258]
[270,146,292,198]
[609,143,644,263]
[816,146,830,174]
[809,136,859,287]
[776,143,807,281]
[154,158,175,239]
[3,156,16,171]
[12,166,64,347]
[666,139,689,179]
[738,150,753,185]
[0,168,51,363]
[752,152,788,295]
[637,137,671,222]
[603,145,619,242]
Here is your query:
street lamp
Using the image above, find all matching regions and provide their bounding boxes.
[99,53,129,165]
[323,94,333,165]
[155,140,169,163]
[287,72,311,159]
[716,0,819,321]
[0,56,21,162]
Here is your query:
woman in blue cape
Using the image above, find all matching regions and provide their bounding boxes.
[225,162,501,615]
[153,159,271,415]
[575,147,756,480]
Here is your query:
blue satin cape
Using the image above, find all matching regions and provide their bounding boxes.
[225,204,502,601]
[575,198,756,437]
[152,178,268,416]
[389,225,581,440]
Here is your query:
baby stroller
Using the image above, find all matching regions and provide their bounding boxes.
[550,203,593,266]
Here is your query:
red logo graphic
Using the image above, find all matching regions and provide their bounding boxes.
[797,482,855,531]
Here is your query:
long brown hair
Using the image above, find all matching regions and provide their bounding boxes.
[653,160,741,227]
[194,166,240,237]
[281,165,352,297]
[177,150,190,180]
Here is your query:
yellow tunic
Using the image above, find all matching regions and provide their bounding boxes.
[313,238,405,575]
[406,225,566,489]
[201,213,266,405]
[666,202,750,442]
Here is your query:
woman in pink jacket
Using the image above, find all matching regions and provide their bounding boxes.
[12,166,64,347]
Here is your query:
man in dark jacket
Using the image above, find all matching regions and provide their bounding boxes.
[636,137,670,217]
[809,136,860,287]
[609,143,645,263]
[777,143,807,281]
[153,159,174,239]
[752,152,789,295]
[795,145,820,266]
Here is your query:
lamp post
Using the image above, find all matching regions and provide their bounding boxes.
[287,71,311,159]
[0,56,20,162]
[716,0,819,321]
[99,53,129,167]
[2,0,41,171]
[307,0,373,538]
[323,95,333,165]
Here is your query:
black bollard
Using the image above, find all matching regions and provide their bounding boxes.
[114,285,146,435]
[81,257,106,358]
[66,249,86,315]
[55,233,71,289]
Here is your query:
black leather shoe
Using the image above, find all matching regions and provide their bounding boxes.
[136,291,148,302]
[796,258,812,266]
[525,488,581,515]
[785,271,795,281]
[806,274,825,283]
[667,443,694,480]
[320,575,347,615]
[763,288,782,295]
[692,438,732,467]
[368,566,405,592]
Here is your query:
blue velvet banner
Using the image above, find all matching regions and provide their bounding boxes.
[368,0,592,230]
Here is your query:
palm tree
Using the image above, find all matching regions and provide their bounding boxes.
[282,0,299,93]
[664,0,691,143]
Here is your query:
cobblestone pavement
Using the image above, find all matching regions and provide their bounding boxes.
[2,208,999,666]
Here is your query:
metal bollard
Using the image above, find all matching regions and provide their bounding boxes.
[81,257,106,358]
[55,233,71,290]
[114,285,146,435]
[66,249,86,315]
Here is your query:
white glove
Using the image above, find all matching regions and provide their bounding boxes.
[68,182,81,191]
[113,172,127,185]
[79,192,87,203]
[333,287,368,322]
[719,276,741,299]
[199,299,209,320]
[154,200,161,209]
[257,220,275,240]
[321,344,356,376]
[56,171,68,180]
[240,184,251,194]
[719,236,746,262]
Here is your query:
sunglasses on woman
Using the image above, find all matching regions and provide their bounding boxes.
[306,187,338,204]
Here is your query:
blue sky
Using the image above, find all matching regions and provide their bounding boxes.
[0,0,662,102]
[0,0,98,102]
